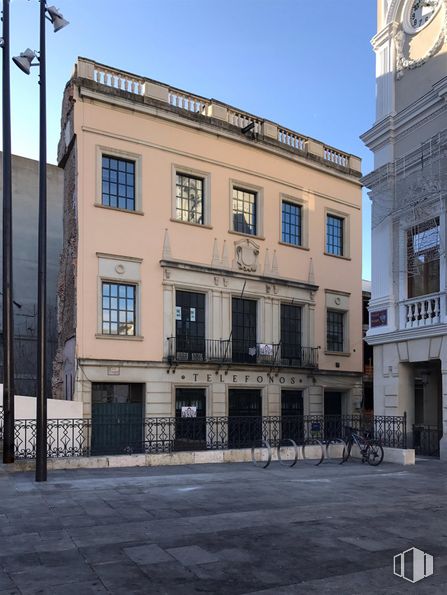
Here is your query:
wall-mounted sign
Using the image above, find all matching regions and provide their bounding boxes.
[181,406,197,418]
[107,366,120,376]
[190,307,196,322]
[176,306,182,321]
[371,309,388,328]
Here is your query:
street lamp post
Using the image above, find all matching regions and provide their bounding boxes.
[1,0,15,465]
[13,2,68,482]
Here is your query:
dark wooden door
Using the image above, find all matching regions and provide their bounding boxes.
[324,391,342,440]
[175,291,205,360]
[281,390,304,444]
[232,298,257,363]
[228,389,262,448]
[91,383,144,456]
[174,388,207,451]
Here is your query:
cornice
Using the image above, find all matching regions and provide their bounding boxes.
[361,76,447,152]
[77,83,362,186]
[371,21,400,50]
[159,258,319,293]
[366,324,447,345]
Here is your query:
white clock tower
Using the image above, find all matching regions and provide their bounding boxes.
[362,0,447,457]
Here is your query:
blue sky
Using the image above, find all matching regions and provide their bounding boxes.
[2,0,377,279]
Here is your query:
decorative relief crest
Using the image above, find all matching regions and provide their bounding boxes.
[395,0,447,79]
[234,239,260,272]
[115,264,125,275]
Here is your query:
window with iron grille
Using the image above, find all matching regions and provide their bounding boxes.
[327,310,344,352]
[176,173,204,224]
[102,282,136,336]
[232,187,257,235]
[102,156,135,211]
[326,214,344,256]
[282,201,302,246]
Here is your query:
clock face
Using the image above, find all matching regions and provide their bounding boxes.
[408,0,442,32]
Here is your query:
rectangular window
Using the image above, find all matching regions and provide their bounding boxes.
[102,155,135,211]
[233,187,257,235]
[282,201,302,246]
[326,214,344,256]
[102,282,136,336]
[327,310,344,352]
[175,173,204,224]
[407,218,440,298]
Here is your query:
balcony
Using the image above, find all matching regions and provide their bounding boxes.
[166,337,318,369]
[400,292,445,330]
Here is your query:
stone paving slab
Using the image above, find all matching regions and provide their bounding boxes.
[0,459,447,593]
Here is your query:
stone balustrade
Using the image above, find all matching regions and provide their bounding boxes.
[401,293,443,329]
[76,57,360,174]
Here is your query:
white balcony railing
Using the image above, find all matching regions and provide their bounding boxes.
[401,293,443,329]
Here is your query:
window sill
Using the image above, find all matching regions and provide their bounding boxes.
[324,351,351,357]
[95,204,144,216]
[95,334,144,341]
[279,241,309,251]
[170,218,212,230]
[324,252,351,261]
[228,230,265,241]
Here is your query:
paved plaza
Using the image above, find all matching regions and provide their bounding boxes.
[0,458,446,594]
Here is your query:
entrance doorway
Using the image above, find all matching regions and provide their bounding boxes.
[228,389,262,448]
[281,390,304,444]
[174,388,206,451]
[324,391,342,440]
[91,383,144,456]
[412,361,442,457]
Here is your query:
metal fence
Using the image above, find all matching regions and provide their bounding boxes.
[0,409,408,459]
[412,425,442,457]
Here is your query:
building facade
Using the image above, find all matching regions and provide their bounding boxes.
[55,58,363,451]
[0,153,63,395]
[362,0,447,457]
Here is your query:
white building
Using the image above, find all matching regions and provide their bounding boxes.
[362,0,447,457]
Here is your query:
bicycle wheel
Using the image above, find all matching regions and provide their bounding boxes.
[365,441,384,466]
[302,439,325,466]
[340,439,352,464]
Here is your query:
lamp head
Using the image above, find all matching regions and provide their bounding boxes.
[12,49,37,75]
[46,6,70,32]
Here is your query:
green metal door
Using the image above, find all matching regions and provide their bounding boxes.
[91,383,144,456]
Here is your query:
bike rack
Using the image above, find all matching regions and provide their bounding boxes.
[277,439,299,467]
[323,438,346,464]
[251,440,272,468]
[302,439,325,466]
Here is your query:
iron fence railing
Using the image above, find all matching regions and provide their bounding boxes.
[412,424,442,457]
[0,409,408,459]
[167,337,318,368]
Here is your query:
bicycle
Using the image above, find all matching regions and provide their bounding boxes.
[341,426,384,466]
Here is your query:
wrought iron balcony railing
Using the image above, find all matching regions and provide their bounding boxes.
[166,337,318,368]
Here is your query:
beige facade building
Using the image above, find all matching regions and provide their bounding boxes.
[363,0,447,457]
[55,57,362,451]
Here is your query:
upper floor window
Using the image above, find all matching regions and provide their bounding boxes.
[102,282,136,336]
[232,187,257,235]
[282,201,302,246]
[102,156,135,211]
[327,310,345,352]
[176,173,204,224]
[326,214,344,256]
[407,218,440,298]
